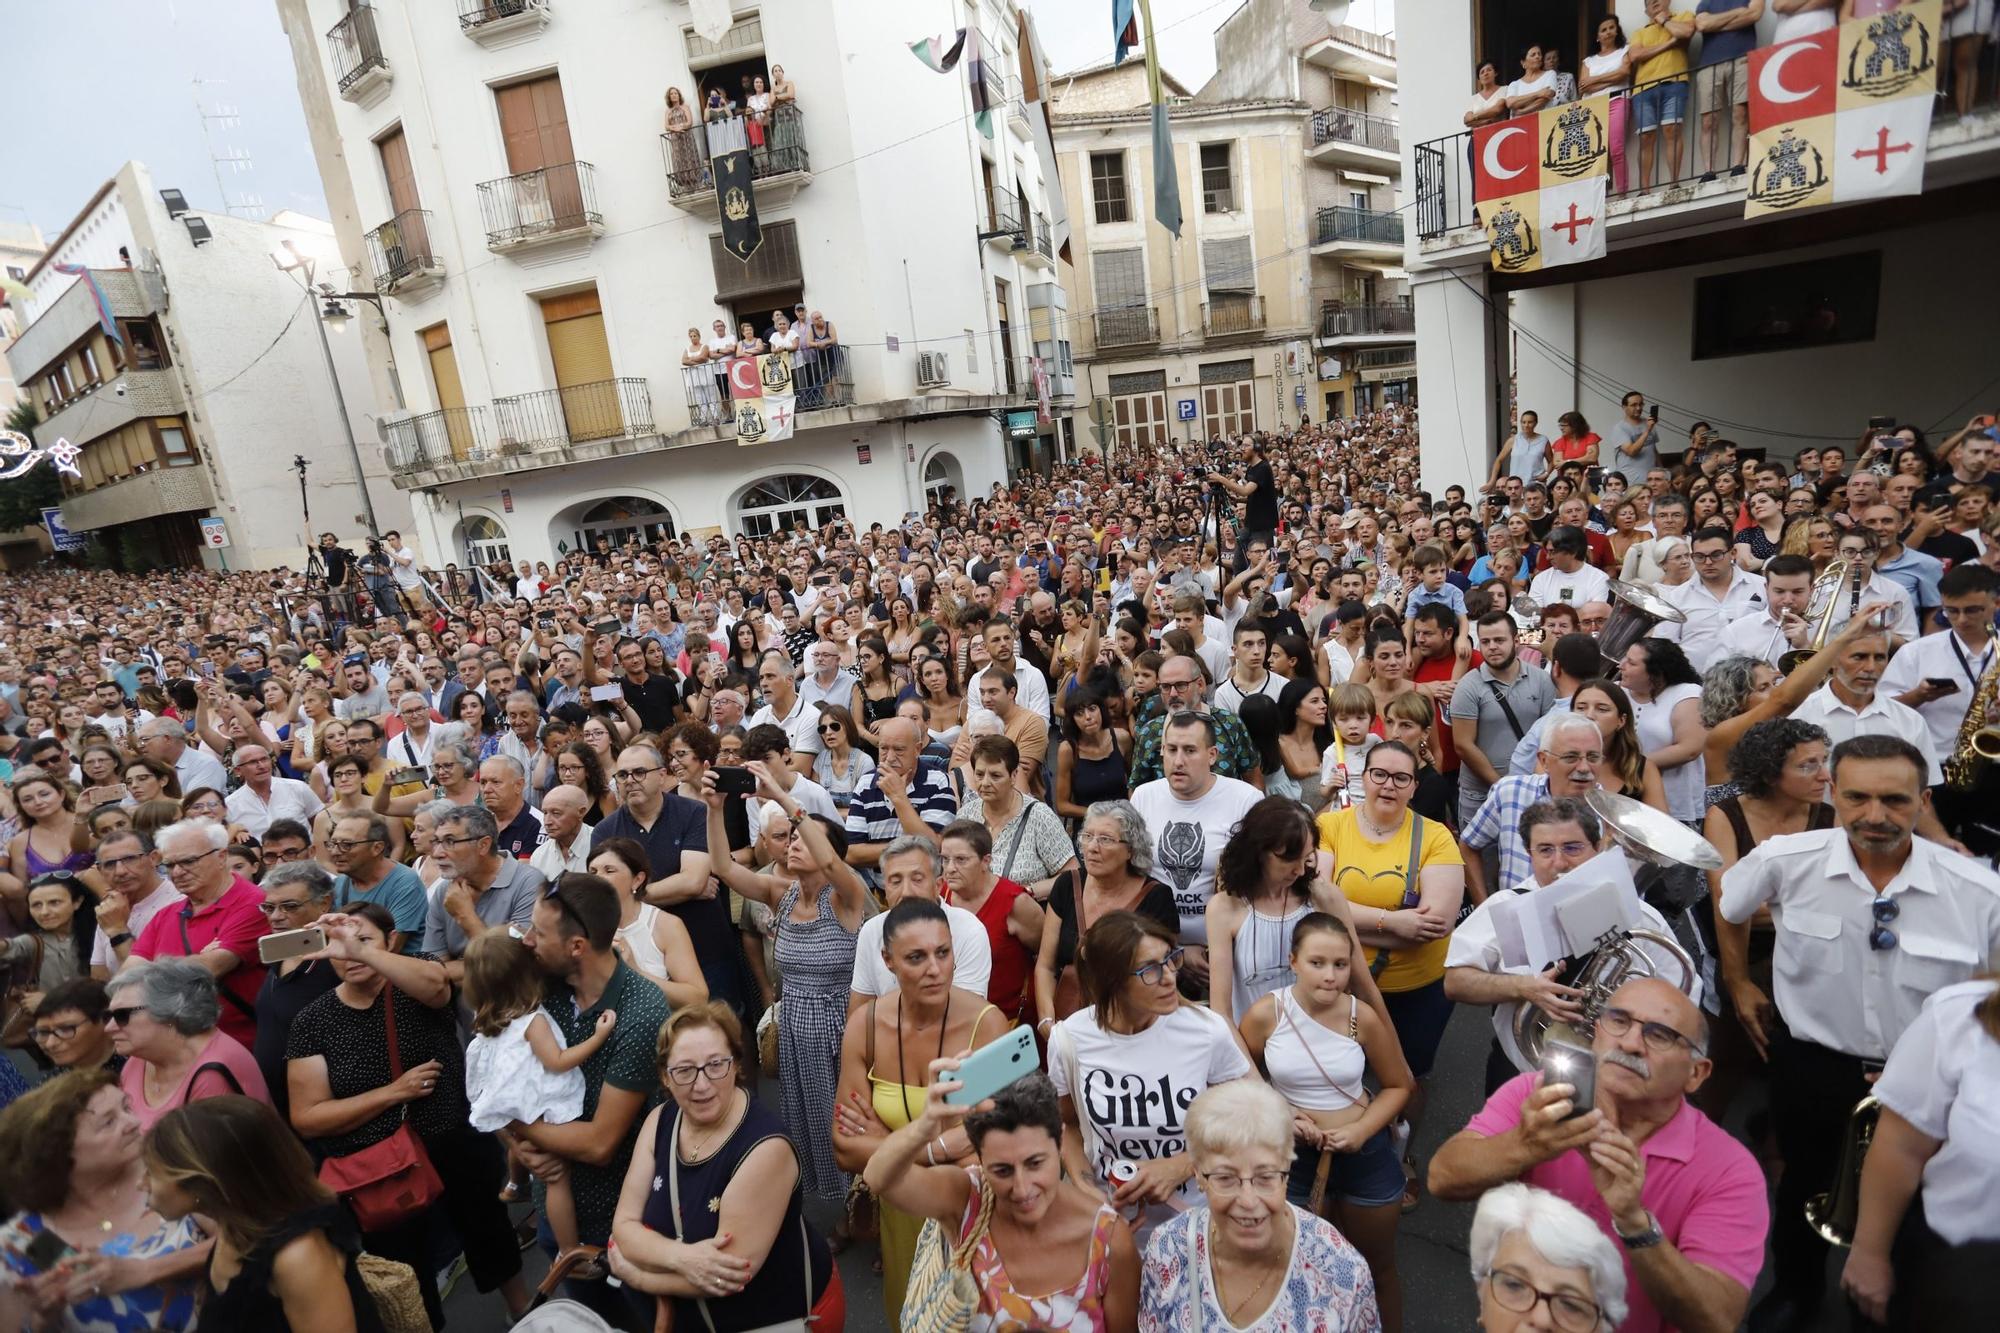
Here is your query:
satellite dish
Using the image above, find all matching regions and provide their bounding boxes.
[1308,0,1351,18]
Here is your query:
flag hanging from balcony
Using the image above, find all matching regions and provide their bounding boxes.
[1744,0,1939,219]
[729,351,796,447]
[711,123,763,262]
[908,27,992,139]
[1131,0,1183,237]
[1471,95,1611,273]
[51,264,122,342]
[909,29,967,73]
[689,0,732,44]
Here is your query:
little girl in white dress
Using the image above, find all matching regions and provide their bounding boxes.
[462,930,617,1260]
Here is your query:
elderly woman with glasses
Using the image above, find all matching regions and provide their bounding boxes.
[1469,1183,1627,1333]
[1050,911,1256,1245]
[105,958,271,1131]
[1034,799,1179,1029]
[610,1001,846,1330]
[1137,1080,1380,1331]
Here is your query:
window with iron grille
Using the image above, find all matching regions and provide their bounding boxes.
[1200,143,1234,213]
[1107,371,1166,396]
[1090,152,1129,224]
[1199,359,1253,385]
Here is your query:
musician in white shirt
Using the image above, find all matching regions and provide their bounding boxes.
[1879,563,1997,755]
[1719,733,2000,1332]
[1714,554,1817,669]
[1650,526,1767,672]
[1824,529,1920,643]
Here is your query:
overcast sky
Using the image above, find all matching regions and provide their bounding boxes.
[2,1,1394,242]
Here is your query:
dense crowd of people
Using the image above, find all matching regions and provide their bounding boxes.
[1,398,1999,1332]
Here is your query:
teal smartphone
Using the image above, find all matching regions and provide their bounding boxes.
[939,1024,1038,1107]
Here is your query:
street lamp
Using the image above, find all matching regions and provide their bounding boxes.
[270,238,382,536]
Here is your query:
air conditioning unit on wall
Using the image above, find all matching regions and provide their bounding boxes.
[916,351,950,388]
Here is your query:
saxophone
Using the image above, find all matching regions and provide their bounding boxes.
[1945,651,2000,791]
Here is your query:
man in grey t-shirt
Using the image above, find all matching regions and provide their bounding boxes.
[1607,389,1660,485]
[1449,613,1557,826]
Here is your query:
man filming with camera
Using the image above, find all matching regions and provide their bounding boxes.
[1203,435,1280,569]
[316,532,358,631]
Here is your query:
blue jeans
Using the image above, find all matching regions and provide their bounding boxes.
[1631,79,1688,132]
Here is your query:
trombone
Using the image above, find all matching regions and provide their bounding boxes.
[1777,558,1856,675]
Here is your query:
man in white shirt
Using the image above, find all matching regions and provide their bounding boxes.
[1130,713,1262,991]
[1652,526,1767,672]
[747,651,823,772]
[529,785,595,880]
[1824,529,1919,642]
[1526,526,1611,610]
[1879,562,1996,755]
[848,836,991,1008]
[797,641,852,713]
[222,744,324,841]
[965,618,1050,720]
[1213,619,1286,713]
[135,717,227,796]
[1446,796,1689,1093]
[1720,733,2000,1331]
[1715,554,1817,669]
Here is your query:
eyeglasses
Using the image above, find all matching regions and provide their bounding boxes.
[322,837,382,854]
[1869,894,1900,952]
[1691,549,1730,562]
[1530,841,1596,860]
[664,1055,736,1086]
[1363,767,1416,790]
[1484,1268,1605,1333]
[1199,1168,1287,1196]
[160,847,223,875]
[33,1021,85,1043]
[1549,750,1606,767]
[105,1007,143,1027]
[430,833,489,850]
[259,898,314,915]
[1597,1006,1700,1054]
[1077,832,1126,848]
[1131,947,1186,987]
[614,765,663,784]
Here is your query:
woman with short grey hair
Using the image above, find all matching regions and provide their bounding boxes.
[1033,799,1180,1028]
[1138,1081,1381,1330]
[372,740,480,821]
[1469,1183,1627,1332]
[106,958,272,1129]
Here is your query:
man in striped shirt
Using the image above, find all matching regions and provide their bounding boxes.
[844,717,957,883]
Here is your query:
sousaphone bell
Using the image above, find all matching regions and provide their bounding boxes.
[1596,577,1686,670]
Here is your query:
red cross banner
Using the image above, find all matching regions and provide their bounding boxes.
[1746,0,1939,218]
[1476,96,1609,273]
[728,351,797,446]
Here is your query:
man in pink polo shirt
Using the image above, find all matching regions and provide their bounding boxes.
[1428,976,1766,1333]
[129,819,269,1048]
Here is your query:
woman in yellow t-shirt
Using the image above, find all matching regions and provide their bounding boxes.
[1315,740,1465,1202]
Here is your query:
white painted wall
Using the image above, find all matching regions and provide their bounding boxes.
[1411,263,1499,492]
[404,414,1003,567]
[1513,211,2000,467]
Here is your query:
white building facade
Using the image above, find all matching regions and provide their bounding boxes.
[277,0,1074,569]
[1401,3,2000,492]
[2,162,399,569]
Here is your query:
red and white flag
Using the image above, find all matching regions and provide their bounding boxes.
[1538,177,1607,267]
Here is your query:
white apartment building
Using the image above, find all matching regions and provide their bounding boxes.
[277,0,1074,568]
[2,162,399,569]
[1052,61,1314,450]
[1,220,50,416]
[1402,4,2000,490]
[1207,1,1412,419]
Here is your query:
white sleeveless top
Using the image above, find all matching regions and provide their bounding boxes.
[1263,990,1368,1112]
[616,902,669,983]
[1229,900,1312,1022]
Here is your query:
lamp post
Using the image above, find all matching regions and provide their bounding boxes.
[270,239,382,536]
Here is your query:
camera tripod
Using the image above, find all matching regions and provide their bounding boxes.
[295,455,327,586]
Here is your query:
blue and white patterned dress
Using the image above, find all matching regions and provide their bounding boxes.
[1138,1204,1381,1332]
[773,881,859,1202]
[0,1213,201,1332]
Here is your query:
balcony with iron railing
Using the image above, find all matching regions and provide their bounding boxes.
[365,210,444,297]
[456,0,551,44]
[660,104,811,214]
[1005,74,1033,139]
[1312,204,1404,253]
[327,3,390,102]
[476,161,603,251]
[491,378,654,457]
[984,186,1027,247]
[1309,107,1400,162]
[1317,299,1415,341]
[1093,306,1160,349]
[1412,70,2000,248]
[679,348,855,432]
[385,407,494,475]
[1202,293,1267,338]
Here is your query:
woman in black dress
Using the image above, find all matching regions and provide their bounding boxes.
[145,1095,383,1332]
[855,636,902,744]
[609,1002,844,1330]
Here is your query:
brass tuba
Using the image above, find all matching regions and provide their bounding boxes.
[1513,927,1698,1067]
[1945,651,2000,791]
[1777,558,1856,675]
[1806,1095,1881,1247]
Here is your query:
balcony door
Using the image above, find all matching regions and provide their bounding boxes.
[541,289,621,442]
[496,75,581,225]
[376,128,430,267]
[421,323,474,459]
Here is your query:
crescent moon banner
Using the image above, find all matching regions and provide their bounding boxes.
[1473,122,1539,203]
[1749,27,1837,135]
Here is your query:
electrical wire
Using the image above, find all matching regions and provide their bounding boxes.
[196,289,311,396]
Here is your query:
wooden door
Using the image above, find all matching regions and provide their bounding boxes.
[541,290,620,442]
[376,128,429,263]
[495,76,580,223]
[421,324,473,459]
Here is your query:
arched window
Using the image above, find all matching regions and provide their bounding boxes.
[460,515,510,567]
[923,453,964,508]
[567,496,676,554]
[735,474,846,537]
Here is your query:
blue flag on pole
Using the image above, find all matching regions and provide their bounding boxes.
[1112,0,1138,66]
